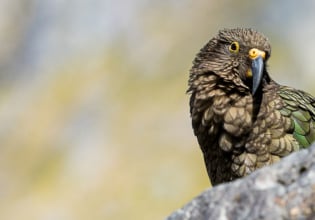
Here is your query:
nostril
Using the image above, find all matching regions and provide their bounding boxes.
[249,48,263,59]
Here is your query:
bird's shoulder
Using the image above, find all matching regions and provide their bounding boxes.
[277,85,315,148]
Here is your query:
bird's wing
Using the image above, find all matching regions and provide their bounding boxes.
[278,86,315,148]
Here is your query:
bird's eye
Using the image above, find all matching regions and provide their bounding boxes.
[229,42,240,53]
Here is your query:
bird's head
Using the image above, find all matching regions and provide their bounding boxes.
[189,28,271,95]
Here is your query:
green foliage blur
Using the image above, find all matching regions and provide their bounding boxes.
[0,1,314,219]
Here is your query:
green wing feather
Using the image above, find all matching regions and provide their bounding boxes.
[278,86,315,149]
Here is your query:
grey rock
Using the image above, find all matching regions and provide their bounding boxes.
[167,143,315,220]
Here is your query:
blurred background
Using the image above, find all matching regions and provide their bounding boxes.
[0,0,314,219]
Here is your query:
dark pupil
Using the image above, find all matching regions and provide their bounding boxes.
[231,43,237,51]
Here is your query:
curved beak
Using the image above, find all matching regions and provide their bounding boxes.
[248,48,266,95]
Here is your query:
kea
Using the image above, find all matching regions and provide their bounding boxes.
[188,28,315,185]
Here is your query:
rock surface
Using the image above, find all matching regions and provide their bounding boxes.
[166,144,315,220]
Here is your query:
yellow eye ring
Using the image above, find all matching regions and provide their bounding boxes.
[229,41,240,53]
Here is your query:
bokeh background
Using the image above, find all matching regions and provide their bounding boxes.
[0,1,315,219]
